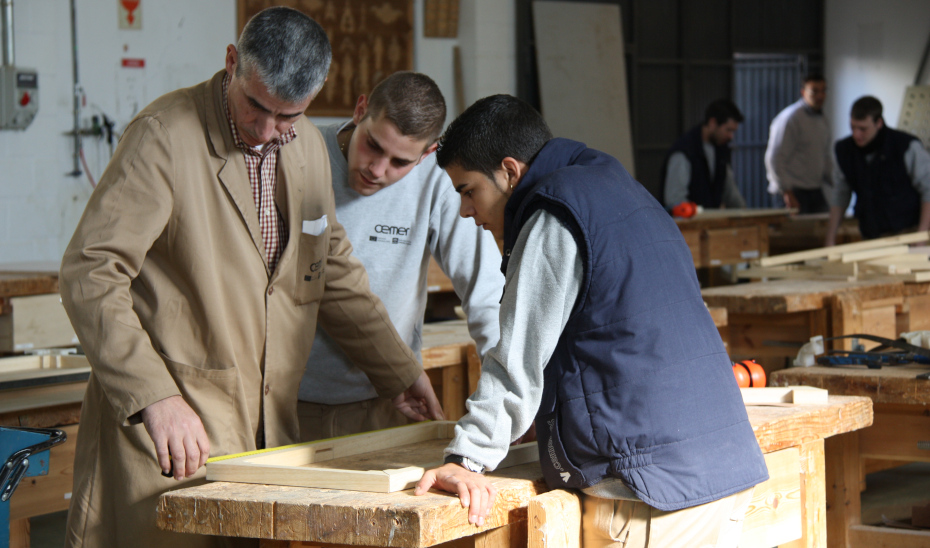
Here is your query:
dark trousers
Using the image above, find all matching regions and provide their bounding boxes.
[794,187,829,214]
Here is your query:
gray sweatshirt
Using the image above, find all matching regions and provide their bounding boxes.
[297,123,504,405]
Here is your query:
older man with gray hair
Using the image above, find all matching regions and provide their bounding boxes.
[60,7,440,547]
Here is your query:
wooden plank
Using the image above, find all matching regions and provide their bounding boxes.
[206,422,538,493]
[0,382,87,415]
[533,2,635,175]
[740,447,802,548]
[160,462,547,547]
[758,232,930,267]
[840,245,911,264]
[849,524,930,547]
[747,396,872,454]
[770,365,930,407]
[702,277,904,315]
[474,524,513,548]
[781,440,826,548]
[0,270,58,299]
[0,401,82,428]
[741,387,829,405]
[527,490,581,548]
[0,293,79,352]
[9,423,78,520]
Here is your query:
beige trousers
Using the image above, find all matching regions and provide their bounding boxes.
[297,397,409,442]
[581,488,754,548]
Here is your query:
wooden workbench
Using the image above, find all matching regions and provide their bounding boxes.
[772,365,930,547]
[702,277,930,373]
[675,208,793,268]
[156,396,871,548]
[1,319,477,548]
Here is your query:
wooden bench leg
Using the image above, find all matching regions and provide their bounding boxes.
[10,518,29,548]
[782,440,826,548]
[528,489,581,548]
[824,431,861,548]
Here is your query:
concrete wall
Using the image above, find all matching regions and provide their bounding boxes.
[825,0,930,140]
[0,0,236,262]
[0,0,517,264]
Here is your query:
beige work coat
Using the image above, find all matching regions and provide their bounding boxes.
[59,71,422,548]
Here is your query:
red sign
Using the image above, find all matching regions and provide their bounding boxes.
[121,58,145,68]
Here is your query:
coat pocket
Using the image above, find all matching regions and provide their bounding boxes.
[295,229,329,305]
[160,354,248,457]
[537,407,587,489]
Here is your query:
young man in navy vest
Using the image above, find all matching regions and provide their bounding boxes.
[415,95,768,547]
[662,99,748,210]
[825,96,930,246]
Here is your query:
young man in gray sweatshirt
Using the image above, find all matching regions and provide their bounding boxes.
[297,72,504,441]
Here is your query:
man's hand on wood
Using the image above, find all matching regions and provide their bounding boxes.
[392,371,445,421]
[415,463,497,526]
[141,395,210,480]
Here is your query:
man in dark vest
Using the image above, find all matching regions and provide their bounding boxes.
[663,98,747,210]
[826,96,930,245]
[414,95,768,547]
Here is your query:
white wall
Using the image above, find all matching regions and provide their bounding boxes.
[825,0,930,140]
[0,0,516,264]
[0,0,236,263]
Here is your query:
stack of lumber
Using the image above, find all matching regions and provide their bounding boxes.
[740,232,930,283]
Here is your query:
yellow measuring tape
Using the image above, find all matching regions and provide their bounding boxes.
[205,422,429,463]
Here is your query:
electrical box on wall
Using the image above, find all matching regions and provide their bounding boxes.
[0,65,38,130]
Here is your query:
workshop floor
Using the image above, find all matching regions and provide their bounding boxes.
[24,462,930,547]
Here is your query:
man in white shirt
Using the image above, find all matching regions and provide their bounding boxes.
[765,75,833,212]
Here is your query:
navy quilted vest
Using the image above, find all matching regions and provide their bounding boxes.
[835,127,920,239]
[502,138,768,511]
[661,125,730,208]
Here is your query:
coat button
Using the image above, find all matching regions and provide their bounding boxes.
[268,287,274,295]
[264,385,271,395]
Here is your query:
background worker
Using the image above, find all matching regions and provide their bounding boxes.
[662,98,748,210]
[764,74,833,212]
[825,95,930,246]
[297,72,504,441]
[59,8,440,548]
[415,95,768,547]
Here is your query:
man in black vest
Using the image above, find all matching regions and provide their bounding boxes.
[826,96,930,245]
[414,95,767,548]
[662,98,747,210]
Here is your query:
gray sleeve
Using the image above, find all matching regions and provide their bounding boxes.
[832,148,853,211]
[663,152,691,207]
[905,140,930,203]
[721,165,746,208]
[430,171,504,358]
[445,209,583,470]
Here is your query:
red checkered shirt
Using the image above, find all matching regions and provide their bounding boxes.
[222,73,295,273]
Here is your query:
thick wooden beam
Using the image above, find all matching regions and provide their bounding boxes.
[527,490,581,548]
